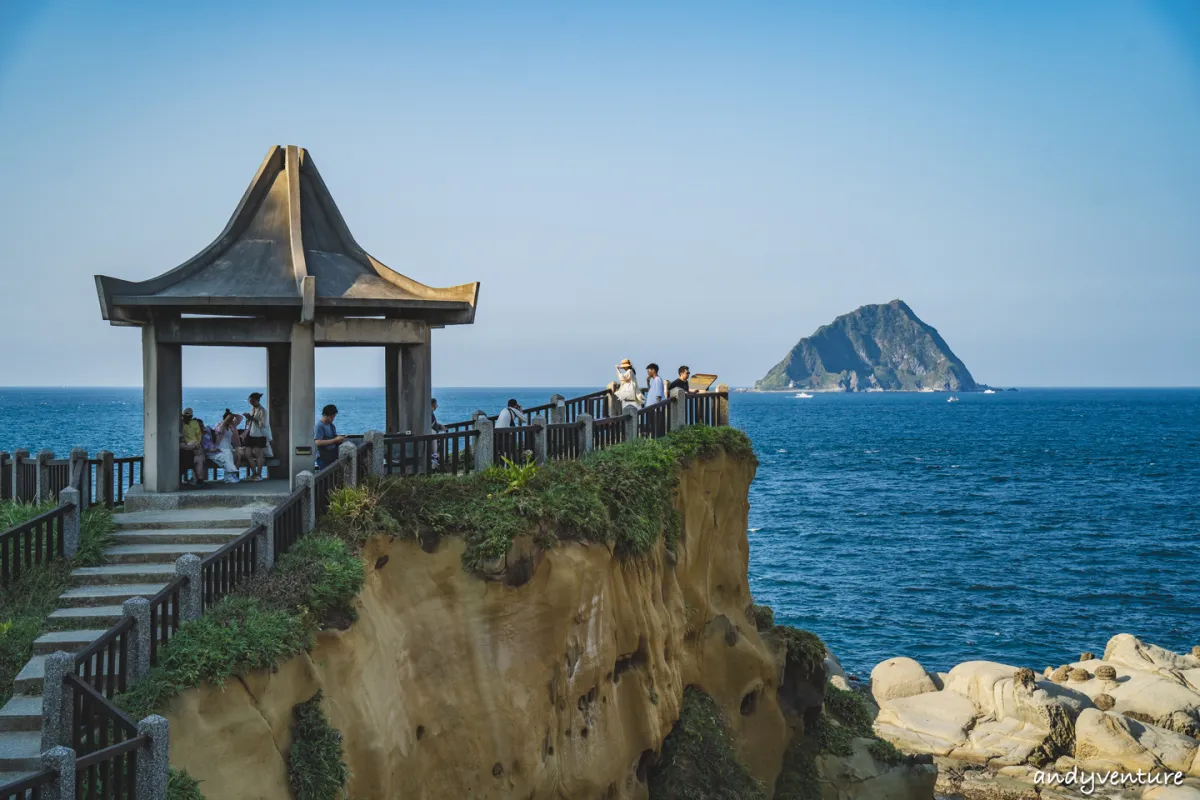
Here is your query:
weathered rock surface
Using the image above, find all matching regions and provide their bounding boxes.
[813,736,937,799]
[872,657,938,705]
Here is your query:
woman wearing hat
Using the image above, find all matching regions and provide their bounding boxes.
[243,391,270,481]
[614,359,644,412]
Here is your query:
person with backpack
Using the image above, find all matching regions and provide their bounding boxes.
[495,398,527,428]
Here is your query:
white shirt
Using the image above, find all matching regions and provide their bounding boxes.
[246,405,269,438]
[496,407,527,428]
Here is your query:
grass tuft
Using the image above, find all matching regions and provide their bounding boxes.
[288,691,349,800]
[167,766,206,800]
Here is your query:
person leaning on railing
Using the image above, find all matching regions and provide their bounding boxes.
[668,365,690,394]
[314,404,346,470]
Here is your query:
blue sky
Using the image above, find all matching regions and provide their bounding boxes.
[1,1,1197,387]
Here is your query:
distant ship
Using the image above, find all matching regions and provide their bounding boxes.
[983,389,996,395]
[794,392,814,399]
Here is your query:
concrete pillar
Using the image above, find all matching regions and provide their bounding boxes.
[530,418,547,465]
[473,418,494,473]
[549,395,566,424]
[34,449,53,502]
[0,451,7,502]
[621,407,638,442]
[577,413,594,454]
[668,388,687,432]
[605,382,621,419]
[135,715,170,799]
[97,450,114,507]
[339,442,358,487]
[68,448,88,504]
[40,651,74,751]
[141,320,183,493]
[266,343,291,481]
[385,344,403,434]
[40,745,76,800]
[123,597,151,684]
[12,448,29,502]
[176,554,202,621]
[716,384,730,426]
[296,470,316,532]
[288,324,316,488]
[401,325,431,437]
[364,430,385,477]
[250,510,275,570]
[57,487,81,559]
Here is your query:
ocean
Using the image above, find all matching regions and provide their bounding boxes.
[1,387,1196,675]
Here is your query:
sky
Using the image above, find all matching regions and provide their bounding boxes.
[0,1,1198,388]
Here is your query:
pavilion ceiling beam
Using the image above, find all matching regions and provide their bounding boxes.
[155,317,294,345]
[314,317,426,345]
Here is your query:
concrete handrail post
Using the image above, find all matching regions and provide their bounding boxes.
[40,745,76,800]
[605,382,621,419]
[577,413,594,453]
[97,450,115,507]
[0,451,7,501]
[40,651,74,751]
[68,448,88,502]
[250,509,275,570]
[339,442,358,487]
[176,554,203,621]
[122,597,151,684]
[296,470,316,532]
[364,430,385,477]
[549,394,566,424]
[669,388,687,432]
[621,406,638,442]
[530,418,547,465]
[12,448,30,501]
[57,487,81,559]
[716,384,730,425]
[135,715,170,799]
[473,417,494,472]
[35,449,53,502]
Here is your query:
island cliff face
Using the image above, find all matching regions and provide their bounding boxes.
[756,300,978,392]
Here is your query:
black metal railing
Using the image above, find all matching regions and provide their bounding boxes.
[0,452,10,502]
[0,767,57,800]
[593,417,627,450]
[74,732,146,799]
[493,426,535,465]
[638,402,669,439]
[384,430,478,476]
[73,617,133,700]
[686,391,720,426]
[545,422,582,461]
[200,526,260,612]
[44,459,72,500]
[0,503,71,588]
[441,419,476,434]
[66,671,143,790]
[564,389,610,422]
[148,577,185,666]
[272,488,306,558]
[112,457,141,506]
[17,457,38,503]
[313,461,344,519]
[356,440,373,479]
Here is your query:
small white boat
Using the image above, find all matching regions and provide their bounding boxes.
[983,389,996,395]
[794,392,814,399]
[947,396,960,403]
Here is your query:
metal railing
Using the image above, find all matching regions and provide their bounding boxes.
[638,402,669,439]
[563,389,610,422]
[73,617,133,701]
[493,426,535,465]
[272,488,306,559]
[545,422,583,461]
[313,460,344,519]
[593,416,627,450]
[200,526,260,613]
[66,671,143,795]
[0,503,71,587]
[384,430,477,476]
[0,767,57,800]
[147,577,184,666]
[0,452,10,502]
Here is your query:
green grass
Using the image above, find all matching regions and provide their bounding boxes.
[379,426,754,572]
[167,767,206,800]
[775,626,826,678]
[288,691,349,800]
[0,503,115,706]
[647,686,767,800]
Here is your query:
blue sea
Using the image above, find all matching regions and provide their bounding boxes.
[1,387,1197,675]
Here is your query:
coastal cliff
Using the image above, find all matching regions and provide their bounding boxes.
[756,300,978,392]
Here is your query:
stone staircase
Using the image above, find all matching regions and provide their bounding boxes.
[0,505,266,784]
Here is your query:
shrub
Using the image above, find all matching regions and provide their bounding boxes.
[289,691,349,800]
[167,767,206,800]
[775,627,826,678]
[823,682,874,738]
[77,506,117,567]
[322,483,398,549]
[867,737,905,766]
[749,604,775,632]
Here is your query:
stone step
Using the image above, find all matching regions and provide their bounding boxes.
[0,731,41,772]
[0,696,42,733]
[13,658,45,695]
[113,528,241,545]
[104,543,223,565]
[111,507,259,530]
[32,630,106,656]
[59,583,168,608]
[123,483,286,512]
[70,564,176,586]
[46,606,124,631]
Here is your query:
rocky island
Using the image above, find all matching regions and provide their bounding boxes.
[756,300,980,392]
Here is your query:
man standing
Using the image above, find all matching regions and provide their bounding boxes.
[644,363,667,406]
[669,366,691,393]
[495,399,526,428]
[243,392,269,481]
[180,408,206,486]
[314,404,345,470]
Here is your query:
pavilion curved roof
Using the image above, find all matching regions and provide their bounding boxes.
[95,145,479,325]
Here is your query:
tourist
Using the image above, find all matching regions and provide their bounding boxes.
[180,408,206,486]
[644,363,667,406]
[314,404,345,470]
[243,392,269,481]
[211,409,244,483]
[431,398,447,433]
[430,398,446,468]
[614,359,643,412]
[668,365,691,394]
[495,398,526,428]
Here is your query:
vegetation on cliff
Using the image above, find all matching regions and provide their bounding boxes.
[380,425,755,572]
[755,299,978,392]
[288,691,349,800]
[0,502,114,706]
[166,767,205,800]
[648,686,768,800]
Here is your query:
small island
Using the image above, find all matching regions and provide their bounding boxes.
[755,299,981,392]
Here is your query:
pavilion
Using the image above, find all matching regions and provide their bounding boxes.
[95,145,479,492]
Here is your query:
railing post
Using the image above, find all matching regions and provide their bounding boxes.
[605,383,621,419]
[250,510,275,570]
[577,414,594,454]
[12,448,29,502]
[338,442,358,487]
[473,417,494,472]
[97,450,115,508]
[57,487,81,560]
[0,451,8,502]
[530,418,547,465]
[364,430,385,477]
[40,651,73,751]
[716,384,730,425]
[549,394,566,424]
[35,449,53,502]
[621,406,638,442]
[296,470,316,532]
[41,745,76,800]
[123,597,151,684]
[176,554,202,622]
[669,388,687,432]
[135,714,170,799]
